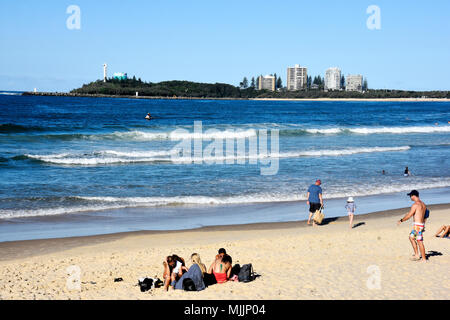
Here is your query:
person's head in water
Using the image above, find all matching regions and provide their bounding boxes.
[407,190,419,202]
[315,179,321,186]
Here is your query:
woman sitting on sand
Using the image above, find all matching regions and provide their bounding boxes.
[207,254,232,284]
[190,253,207,275]
[163,254,188,291]
[435,225,450,238]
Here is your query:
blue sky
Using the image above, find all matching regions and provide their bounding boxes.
[0,0,449,92]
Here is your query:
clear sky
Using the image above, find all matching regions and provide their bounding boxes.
[1,0,449,92]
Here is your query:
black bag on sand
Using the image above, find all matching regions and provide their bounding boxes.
[238,263,255,283]
[231,263,241,277]
[183,278,196,291]
[138,277,163,292]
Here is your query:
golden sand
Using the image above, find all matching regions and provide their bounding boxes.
[0,204,449,300]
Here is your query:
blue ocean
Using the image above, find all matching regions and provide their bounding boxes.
[0,94,449,241]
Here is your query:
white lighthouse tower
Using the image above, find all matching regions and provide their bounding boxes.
[103,63,108,82]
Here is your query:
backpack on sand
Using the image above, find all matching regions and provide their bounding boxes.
[238,264,255,283]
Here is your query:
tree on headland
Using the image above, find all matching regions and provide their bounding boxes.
[243,77,248,89]
[250,77,255,88]
[363,78,368,91]
[276,77,282,89]
[307,75,312,89]
[340,75,345,90]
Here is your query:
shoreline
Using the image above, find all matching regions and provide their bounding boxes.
[20,92,450,102]
[1,203,448,262]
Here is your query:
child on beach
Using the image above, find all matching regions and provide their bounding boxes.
[345,197,356,229]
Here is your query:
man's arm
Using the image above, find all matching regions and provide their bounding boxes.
[398,204,416,225]
[306,192,310,205]
[319,193,323,206]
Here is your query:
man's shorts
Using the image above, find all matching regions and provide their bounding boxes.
[309,202,321,213]
[410,223,424,241]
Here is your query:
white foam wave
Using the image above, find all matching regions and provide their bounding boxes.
[306,125,450,135]
[2,178,449,219]
[25,146,411,165]
[100,129,258,141]
[0,204,128,219]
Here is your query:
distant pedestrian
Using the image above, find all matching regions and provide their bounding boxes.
[345,197,356,229]
[306,179,323,226]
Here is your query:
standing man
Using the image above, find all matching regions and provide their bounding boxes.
[306,179,323,226]
[397,190,427,263]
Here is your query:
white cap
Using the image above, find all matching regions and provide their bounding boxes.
[347,197,354,202]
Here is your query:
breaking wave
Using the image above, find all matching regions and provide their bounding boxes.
[19,146,410,165]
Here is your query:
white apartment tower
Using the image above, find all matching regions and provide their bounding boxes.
[257,75,276,91]
[346,74,363,92]
[325,67,341,91]
[287,64,307,91]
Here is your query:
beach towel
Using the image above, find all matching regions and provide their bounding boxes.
[174,264,205,291]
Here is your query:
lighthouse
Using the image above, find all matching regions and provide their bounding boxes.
[103,63,107,82]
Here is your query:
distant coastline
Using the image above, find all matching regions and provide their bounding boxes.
[21,91,450,102]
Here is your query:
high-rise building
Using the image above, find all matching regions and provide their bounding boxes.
[287,64,307,91]
[346,74,363,92]
[257,75,276,91]
[325,67,341,91]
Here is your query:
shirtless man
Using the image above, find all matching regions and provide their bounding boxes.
[397,190,427,262]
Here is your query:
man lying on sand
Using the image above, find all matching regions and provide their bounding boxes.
[397,190,427,263]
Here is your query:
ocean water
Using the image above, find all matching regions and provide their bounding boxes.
[0,95,449,241]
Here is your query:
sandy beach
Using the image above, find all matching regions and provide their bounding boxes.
[0,204,449,300]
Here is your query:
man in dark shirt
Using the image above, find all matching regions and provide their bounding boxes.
[306,179,323,226]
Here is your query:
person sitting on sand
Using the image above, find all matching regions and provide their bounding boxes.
[345,197,356,229]
[163,254,188,290]
[435,225,450,238]
[397,190,428,262]
[190,253,207,275]
[208,254,232,284]
[215,248,226,261]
